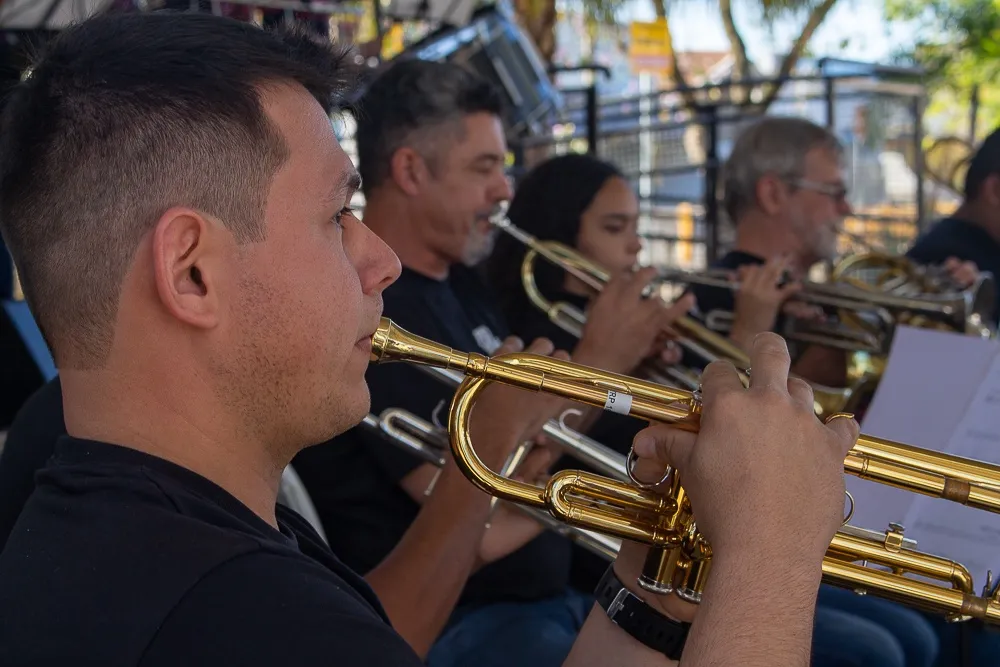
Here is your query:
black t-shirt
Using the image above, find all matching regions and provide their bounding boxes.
[0,375,63,553]
[906,216,1000,327]
[0,437,421,667]
[292,265,572,609]
[688,250,763,325]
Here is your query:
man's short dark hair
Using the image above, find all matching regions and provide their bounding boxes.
[353,58,503,194]
[965,127,1000,200]
[0,11,359,369]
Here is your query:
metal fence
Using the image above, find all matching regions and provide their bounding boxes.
[512,65,953,273]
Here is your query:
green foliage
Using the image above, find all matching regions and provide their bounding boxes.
[886,0,1000,139]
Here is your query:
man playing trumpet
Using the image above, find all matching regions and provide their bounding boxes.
[0,11,860,667]
[693,116,979,389]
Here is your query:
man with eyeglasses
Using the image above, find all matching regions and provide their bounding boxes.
[689,116,859,388]
[687,116,942,667]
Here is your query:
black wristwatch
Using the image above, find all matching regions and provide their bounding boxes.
[595,565,691,660]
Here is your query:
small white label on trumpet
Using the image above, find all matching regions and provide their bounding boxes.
[604,390,633,415]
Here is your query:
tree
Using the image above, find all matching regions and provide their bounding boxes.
[510,0,840,115]
[563,0,839,111]
[886,0,1000,141]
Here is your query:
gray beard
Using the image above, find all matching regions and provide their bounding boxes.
[461,225,498,267]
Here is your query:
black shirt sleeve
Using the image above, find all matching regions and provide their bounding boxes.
[140,551,423,667]
[507,298,581,353]
[906,233,948,265]
[362,362,455,483]
[0,376,64,552]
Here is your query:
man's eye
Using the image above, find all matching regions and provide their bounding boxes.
[333,207,355,226]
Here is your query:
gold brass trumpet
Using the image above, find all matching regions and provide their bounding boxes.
[370,317,1000,622]
[493,216,876,419]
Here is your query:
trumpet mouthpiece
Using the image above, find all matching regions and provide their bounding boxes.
[369,317,396,363]
[370,317,476,373]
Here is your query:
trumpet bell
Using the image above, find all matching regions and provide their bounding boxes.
[830,252,998,338]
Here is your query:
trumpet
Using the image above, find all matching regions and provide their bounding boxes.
[369,317,1000,622]
[830,252,997,339]
[655,257,997,356]
[409,363,629,481]
[494,216,876,418]
[360,407,622,561]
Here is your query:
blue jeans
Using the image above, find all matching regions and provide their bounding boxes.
[427,589,593,667]
[426,584,941,667]
[813,585,940,667]
[921,613,1000,666]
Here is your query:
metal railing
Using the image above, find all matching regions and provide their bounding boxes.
[513,64,940,270]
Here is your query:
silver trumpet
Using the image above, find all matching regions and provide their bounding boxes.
[654,261,997,356]
[359,405,622,561]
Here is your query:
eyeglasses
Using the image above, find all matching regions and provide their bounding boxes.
[788,179,849,202]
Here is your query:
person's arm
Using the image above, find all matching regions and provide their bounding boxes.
[677,552,821,666]
[568,556,821,667]
[364,456,500,655]
[363,337,568,658]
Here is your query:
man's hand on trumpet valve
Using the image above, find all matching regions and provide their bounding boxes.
[943,256,980,288]
[730,256,805,349]
[622,333,860,607]
[576,266,695,374]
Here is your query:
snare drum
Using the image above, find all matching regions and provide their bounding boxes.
[403,2,561,139]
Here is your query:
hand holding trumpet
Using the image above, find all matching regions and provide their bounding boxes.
[630,332,859,566]
[575,267,694,374]
[614,332,859,665]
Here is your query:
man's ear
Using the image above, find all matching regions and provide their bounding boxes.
[755,174,786,216]
[150,207,222,330]
[389,147,430,197]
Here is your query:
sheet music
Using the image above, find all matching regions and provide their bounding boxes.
[899,354,1000,584]
[847,326,1000,586]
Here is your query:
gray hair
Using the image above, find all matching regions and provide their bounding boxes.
[722,117,842,221]
[354,59,505,193]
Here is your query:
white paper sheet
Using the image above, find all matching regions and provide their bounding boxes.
[846,326,1000,587]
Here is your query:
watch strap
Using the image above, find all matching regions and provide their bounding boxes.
[594,565,691,660]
